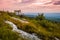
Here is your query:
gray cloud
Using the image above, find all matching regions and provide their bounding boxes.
[53,1,60,5]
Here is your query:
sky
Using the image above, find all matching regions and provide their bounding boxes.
[0,0,60,13]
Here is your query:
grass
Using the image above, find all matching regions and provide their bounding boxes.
[0,11,60,40]
[0,11,27,40]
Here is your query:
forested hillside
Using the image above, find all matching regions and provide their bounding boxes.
[0,11,60,40]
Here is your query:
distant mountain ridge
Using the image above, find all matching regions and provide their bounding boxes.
[24,13,60,22]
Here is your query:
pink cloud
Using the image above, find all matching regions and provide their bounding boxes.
[0,0,60,12]
[45,0,60,5]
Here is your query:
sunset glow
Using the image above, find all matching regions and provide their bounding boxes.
[0,0,60,13]
[17,0,22,2]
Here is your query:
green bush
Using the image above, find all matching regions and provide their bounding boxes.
[36,13,45,20]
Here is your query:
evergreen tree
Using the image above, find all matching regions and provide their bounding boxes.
[36,13,45,20]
